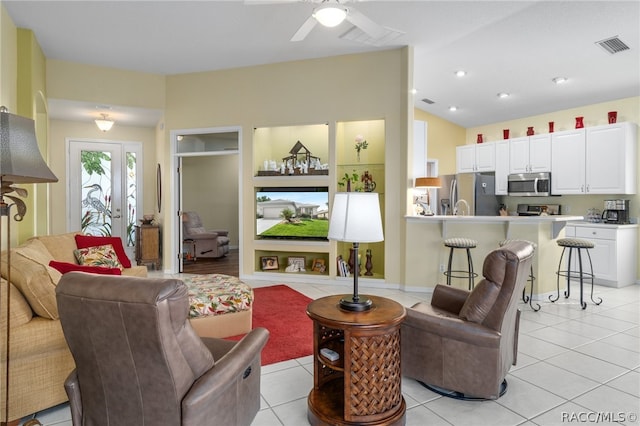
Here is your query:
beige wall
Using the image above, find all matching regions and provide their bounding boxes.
[164,48,411,280]
[0,4,17,110]
[415,109,466,175]
[181,155,239,247]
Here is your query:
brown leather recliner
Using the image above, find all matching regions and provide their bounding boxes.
[401,240,534,400]
[183,211,230,258]
[56,273,268,426]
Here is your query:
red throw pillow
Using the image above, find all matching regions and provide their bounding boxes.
[49,260,122,275]
[74,235,132,268]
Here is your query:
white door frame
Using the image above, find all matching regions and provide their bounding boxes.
[66,138,143,260]
[169,126,242,273]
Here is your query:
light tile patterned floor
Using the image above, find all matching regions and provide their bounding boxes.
[23,277,639,426]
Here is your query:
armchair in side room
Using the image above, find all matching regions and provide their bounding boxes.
[182,211,230,258]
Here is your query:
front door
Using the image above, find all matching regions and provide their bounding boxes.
[68,139,143,261]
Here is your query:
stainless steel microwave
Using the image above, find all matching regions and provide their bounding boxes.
[507,172,551,196]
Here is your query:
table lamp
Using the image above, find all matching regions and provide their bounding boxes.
[0,106,58,424]
[328,192,384,311]
[414,176,442,216]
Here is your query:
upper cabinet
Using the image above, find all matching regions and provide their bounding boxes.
[508,134,551,174]
[494,140,509,195]
[551,122,637,195]
[456,143,495,173]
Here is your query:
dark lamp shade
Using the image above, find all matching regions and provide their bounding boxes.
[0,108,58,184]
[415,177,442,188]
[328,192,384,243]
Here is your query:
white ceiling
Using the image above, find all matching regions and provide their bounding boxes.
[4,0,639,129]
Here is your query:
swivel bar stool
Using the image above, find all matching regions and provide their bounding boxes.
[443,237,478,290]
[550,238,603,310]
[499,239,540,311]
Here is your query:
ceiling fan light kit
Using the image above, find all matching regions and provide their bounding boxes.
[313,3,347,27]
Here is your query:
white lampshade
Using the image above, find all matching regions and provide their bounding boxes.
[313,3,347,27]
[328,192,383,243]
[95,114,114,132]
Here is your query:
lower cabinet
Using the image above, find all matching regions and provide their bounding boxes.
[565,224,638,287]
[135,225,161,269]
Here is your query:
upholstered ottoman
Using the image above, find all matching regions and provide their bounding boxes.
[182,274,253,339]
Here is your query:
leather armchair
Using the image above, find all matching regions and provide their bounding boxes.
[401,240,534,400]
[183,211,230,258]
[56,273,268,426]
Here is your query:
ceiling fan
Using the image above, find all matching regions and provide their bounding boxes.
[249,0,387,42]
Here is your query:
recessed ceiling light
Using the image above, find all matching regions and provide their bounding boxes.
[552,77,568,84]
[410,88,418,95]
[448,106,458,112]
[454,70,466,77]
[497,92,510,99]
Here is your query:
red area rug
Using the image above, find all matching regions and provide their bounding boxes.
[228,284,314,365]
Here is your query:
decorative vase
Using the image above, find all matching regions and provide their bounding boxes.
[548,122,554,133]
[608,111,617,124]
[365,249,373,276]
[476,134,483,144]
[346,179,351,192]
[526,126,534,136]
[356,150,361,162]
[503,129,509,139]
[348,248,357,276]
[575,116,584,128]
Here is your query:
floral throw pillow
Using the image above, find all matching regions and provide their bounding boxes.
[73,244,124,271]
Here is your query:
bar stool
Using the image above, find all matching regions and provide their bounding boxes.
[443,237,478,290]
[499,239,540,311]
[550,238,603,310]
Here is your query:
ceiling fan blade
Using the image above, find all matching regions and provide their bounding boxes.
[291,16,318,42]
[345,7,386,39]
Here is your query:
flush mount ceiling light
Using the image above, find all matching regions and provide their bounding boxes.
[552,76,568,84]
[95,113,114,132]
[497,92,510,99]
[448,106,458,112]
[313,2,348,27]
[454,70,467,77]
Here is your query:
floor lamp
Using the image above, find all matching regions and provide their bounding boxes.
[328,192,384,312]
[0,106,58,425]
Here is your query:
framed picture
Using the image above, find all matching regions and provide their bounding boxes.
[260,256,279,271]
[312,258,326,273]
[287,256,306,271]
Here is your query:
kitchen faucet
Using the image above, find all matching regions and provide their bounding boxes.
[454,199,470,216]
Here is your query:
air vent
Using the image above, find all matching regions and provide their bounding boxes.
[340,26,404,47]
[596,36,630,54]
[421,98,435,105]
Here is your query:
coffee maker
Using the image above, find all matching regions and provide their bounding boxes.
[602,199,630,224]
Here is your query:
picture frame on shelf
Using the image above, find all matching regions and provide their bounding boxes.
[287,256,306,271]
[260,256,279,271]
[312,258,326,273]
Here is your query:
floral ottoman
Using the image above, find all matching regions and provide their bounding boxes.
[181,274,253,339]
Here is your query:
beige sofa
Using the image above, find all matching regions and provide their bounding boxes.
[0,232,146,424]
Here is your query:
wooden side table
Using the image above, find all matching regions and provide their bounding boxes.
[306,295,406,426]
[135,225,161,269]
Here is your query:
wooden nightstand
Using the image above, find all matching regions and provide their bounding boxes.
[135,225,160,269]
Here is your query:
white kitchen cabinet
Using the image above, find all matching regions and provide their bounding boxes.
[456,143,495,173]
[508,134,551,174]
[565,223,638,287]
[495,140,509,195]
[552,122,637,195]
[585,122,637,194]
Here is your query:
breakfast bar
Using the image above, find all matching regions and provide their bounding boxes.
[404,214,584,296]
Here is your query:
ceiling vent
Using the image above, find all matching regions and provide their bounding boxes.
[340,26,404,47]
[421,98,435,105]
[596,36,630,54]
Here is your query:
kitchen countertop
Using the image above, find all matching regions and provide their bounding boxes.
[405,214,585,238]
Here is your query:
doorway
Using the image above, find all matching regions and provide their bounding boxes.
[68,139,143,261]
[171,127,241,274]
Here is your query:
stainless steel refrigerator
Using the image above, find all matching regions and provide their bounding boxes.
[437,172,502,216]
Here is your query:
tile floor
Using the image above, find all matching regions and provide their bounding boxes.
[23,276,639,426]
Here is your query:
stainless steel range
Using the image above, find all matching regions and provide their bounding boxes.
[517,204,561,216]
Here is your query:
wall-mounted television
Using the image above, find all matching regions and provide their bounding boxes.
[256,187,329,241]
